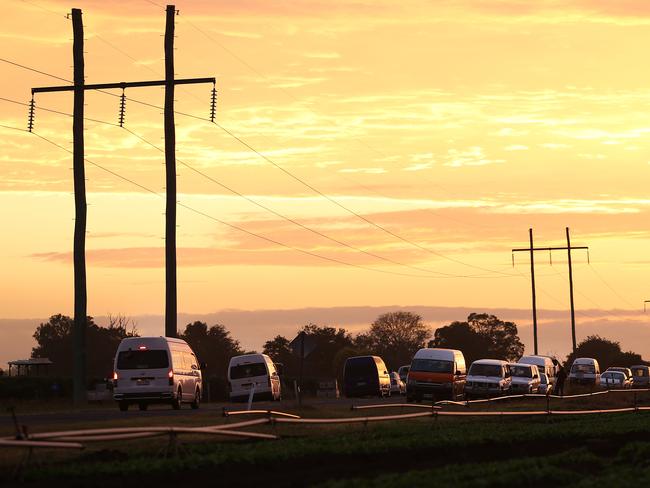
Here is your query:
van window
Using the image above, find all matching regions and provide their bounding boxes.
[230,362,267,379]
[469,363,503,377]
[571,363,595,374]
[117,350,169,369]
[509,365,533,378]
[633,368,648,377]
[345,358,376,377]
[411,359,453,373]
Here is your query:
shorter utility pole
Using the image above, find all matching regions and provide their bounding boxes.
[512,228,588,355]
[645,300,650,313]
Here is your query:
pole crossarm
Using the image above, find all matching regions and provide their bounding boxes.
[32,77,216,94]
[512,246,588,253]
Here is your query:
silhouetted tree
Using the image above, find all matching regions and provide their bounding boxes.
[564,335,644,371]
[298,324,354,378]
[430,322,492,366]
[263,335,296,373]
[432,313,524,363]
[32,313,136,379]
[179,321,243,379]
[356,311,430,371]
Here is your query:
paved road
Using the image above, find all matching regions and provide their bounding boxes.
[0,394,407,433]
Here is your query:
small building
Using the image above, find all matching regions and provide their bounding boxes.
[7,358,53,377]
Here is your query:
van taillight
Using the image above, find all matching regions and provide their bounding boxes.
[168,369,174,386]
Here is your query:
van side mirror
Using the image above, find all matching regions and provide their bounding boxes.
[455,370,462,376]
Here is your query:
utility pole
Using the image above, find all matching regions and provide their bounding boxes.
[31,5,215,404]
[71,8,86,407]
[645,300,650,313]
[512,229,589,355]
[164,4,177,339]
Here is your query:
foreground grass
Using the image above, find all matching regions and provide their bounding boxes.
[5,410,650,487]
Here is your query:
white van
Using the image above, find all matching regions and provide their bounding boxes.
[569,357,600,387]
[112,336,202,411]
[228,353,281,402]
[518,355,556,387]
[465,359,511,398]
[508,363,540,394]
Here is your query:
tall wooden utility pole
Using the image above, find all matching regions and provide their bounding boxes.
[71,8,86,407]
[31,5,214,403]
[164,4,177,338]
[512,229,589,355]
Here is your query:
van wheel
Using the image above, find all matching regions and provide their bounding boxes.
[138,403,148,411]
[118,401,128,412]
[172,388,182,410]
[190,389,200,410]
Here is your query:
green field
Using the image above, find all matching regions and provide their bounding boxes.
[3,396,650,487]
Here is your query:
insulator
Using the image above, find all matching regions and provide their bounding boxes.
[209,83,217,122]
[27,96,36,132]
[118,90,126,127]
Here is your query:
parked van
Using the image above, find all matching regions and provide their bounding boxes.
[569,358,600,387]
[112,336,202,411]
[228,354,281,402]
[406,348,466,402]
[465,359,511,398]
[508,363,540,394]
[518,355,556,387]
[342,356,391,398]
[631,365,650,387]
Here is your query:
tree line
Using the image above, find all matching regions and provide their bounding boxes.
[23,311,647,383]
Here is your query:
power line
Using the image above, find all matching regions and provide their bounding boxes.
[0,122,452,279]
[1,57,517,278]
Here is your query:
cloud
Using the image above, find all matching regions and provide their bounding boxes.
[444,147,506,167]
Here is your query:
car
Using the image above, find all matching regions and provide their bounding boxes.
[343,356,391,398]
[389,372,406,395]
[228,353,282,402]
[406,348,467,402]
[605,367,632,383]
[538,372,553,395]
[600,371,631,389]
[398,365,410,384]
[508,363,540,394]
[569,358,600,387]
[112,336,203,411]
[631,365,650,387]
[465,359,511,399]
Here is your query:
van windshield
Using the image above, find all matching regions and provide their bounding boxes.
[509,365,533,378]
[117,350,169,369]
[571,364,595,374]
[469,364,502,377]
[230,363,267,379]
[410,359,453,373]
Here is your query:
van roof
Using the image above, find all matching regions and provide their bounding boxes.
[413,348,462,360]
[118,336,188,348]
[573,357,598,363]
[472,359,507,366]
[229,353,271,365]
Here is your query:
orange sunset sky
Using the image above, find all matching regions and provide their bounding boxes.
[1,0,650,367]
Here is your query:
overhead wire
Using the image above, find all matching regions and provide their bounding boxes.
[0,56,519,278]
[0,122,441,279]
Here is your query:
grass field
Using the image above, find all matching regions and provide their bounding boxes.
[3,393,650,487]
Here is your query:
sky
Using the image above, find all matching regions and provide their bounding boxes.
[2,0,650,368]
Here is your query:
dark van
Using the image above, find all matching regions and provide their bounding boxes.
[343,355,391,398]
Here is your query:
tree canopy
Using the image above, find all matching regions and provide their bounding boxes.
[32,314,136,378]
[431,313,524,364]
[179,321,243,378]
[356,311,430,371]
[565,335,645,371]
